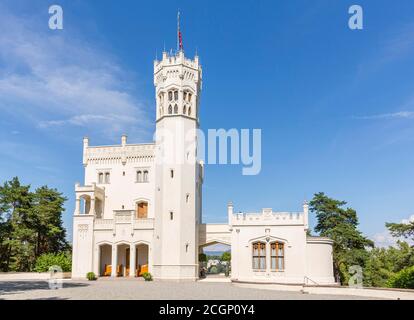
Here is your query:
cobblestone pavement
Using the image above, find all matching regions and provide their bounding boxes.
[0,279,378,300]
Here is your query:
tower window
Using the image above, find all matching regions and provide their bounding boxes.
[183,105,186,114]
[183,91,187,101]
[186,194,190,203]
[174,91,178,101]
[170,212,174,220]
[174,104,178,114]
[168,105,172,114]
[188,107,191,116]
[188,93,192,102]
[168,91,173,101]
[143,170,149,182]
[98,172,103,184]
[105,172,110,184]
[123,171,125,176]
[170,169,174,178]
[137,171,142,182]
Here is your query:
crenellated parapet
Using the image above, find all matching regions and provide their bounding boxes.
[82,135,155,167]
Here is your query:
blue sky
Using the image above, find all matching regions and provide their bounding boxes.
[1,0,414,247]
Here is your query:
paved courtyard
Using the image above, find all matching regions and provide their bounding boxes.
[0,279,379,300]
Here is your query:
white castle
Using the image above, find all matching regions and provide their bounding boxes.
[71,48,335,285]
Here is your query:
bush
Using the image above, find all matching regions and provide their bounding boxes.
[387,266,414,289]
[199,253,207,262]
[86,272,97,281]
[34,252,71,272]
[142,272,153,281]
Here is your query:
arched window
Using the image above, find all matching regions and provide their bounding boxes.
[137,171,142,183]
[183,105,186,115]
[168,91,173,101]
[105,172,110,184]
[174,104,178,114]
[188,93,192,102]
[143,170,149,182]
[136,201,148,219]
[271,242,284,271]
[174,91,178,101]
[168,105,172,114]
[252,242,266,270]
[98,172,104,184]
[188,107,191,116]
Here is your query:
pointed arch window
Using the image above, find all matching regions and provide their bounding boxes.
[136,201,148,219]
[183,105,187,115]
[168,91,173,101]
[143,170,149,182]
[168,105,172,114]
[252,242,266,270]
[188,107,192,116]
[136,171,142,183]
[174,91,178,101]
[271,242,284,271]
[174,104,178,114]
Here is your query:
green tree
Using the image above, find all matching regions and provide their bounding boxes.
[221,251,231,262]
[386,220,414,241]
[31,186,68,257]
[364,241,414,287]
[0,177,68,272]
[0,177,34,271]
[309,192,374,284]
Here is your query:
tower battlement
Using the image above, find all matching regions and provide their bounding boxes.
[154,50,202,86]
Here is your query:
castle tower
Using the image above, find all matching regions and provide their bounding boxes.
[152,47,203,280]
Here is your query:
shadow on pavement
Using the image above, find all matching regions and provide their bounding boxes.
[0,280,88,295]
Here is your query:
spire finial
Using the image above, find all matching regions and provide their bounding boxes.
[177,9,183,52]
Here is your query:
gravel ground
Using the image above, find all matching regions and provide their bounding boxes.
[0,279,378,300]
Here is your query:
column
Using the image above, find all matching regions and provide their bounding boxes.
[111,244,117,277]
[129,244,136,278]
[75,197,81,215]
[94,246,100,276]
[90,197,96,216]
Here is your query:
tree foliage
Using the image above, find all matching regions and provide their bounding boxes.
[34,252,72,272]
[386,221,414,241]
[387,266,414,289]
[309,192,374,284]
[0,177,68,272]
[221,252,231,262]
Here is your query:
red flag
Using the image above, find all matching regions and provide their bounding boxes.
[179,31,183,50]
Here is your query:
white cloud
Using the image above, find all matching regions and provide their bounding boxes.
[372,214,414,248]
[356,111,414,120]
[0,6,151,142]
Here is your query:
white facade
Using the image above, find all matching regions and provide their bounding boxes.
[71,50,335,285]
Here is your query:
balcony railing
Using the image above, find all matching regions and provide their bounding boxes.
[94,210,154,231]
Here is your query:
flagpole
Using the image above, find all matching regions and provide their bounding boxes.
[177,10,180,52]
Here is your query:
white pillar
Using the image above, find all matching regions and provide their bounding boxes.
[94,246,99,276]
[303,200,309,231]
[129,244,136,278]
[75,197,81,215]
[227,202,234,226]
[111,245,117,277]
[90,197,96,216]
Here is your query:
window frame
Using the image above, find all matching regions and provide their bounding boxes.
[252,242,266,271]
[270,242,285,271]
